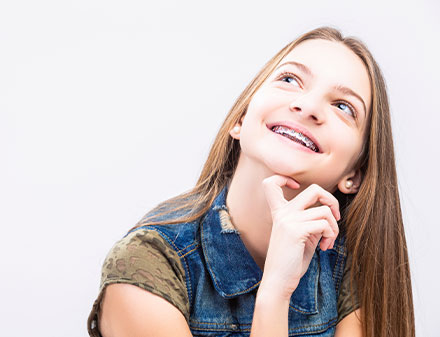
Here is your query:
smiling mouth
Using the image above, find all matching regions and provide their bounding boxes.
[271,125,320,153]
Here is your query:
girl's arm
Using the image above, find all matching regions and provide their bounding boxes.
[99,283,193,337]
[250,176,341,337]
[334,309,362,337]
[250,282,292,336]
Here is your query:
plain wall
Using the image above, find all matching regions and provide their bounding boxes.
[1,0,438,336]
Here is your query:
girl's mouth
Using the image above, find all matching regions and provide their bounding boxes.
[270,125,320,153]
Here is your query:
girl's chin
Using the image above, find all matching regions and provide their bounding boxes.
[262,159,308,177]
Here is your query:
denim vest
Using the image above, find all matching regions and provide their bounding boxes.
[132,186,347,336]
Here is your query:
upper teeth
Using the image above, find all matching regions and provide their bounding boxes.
[271,126,319,152]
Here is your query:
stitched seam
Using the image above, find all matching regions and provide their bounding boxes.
[288,305,316,314]
[336,251,346,294]
[148,227,194,305]
[332,238,346,282]
[332,249,342,281]
[181,245,200,258]
[189,321,251,326]
[333,241,347,294]
[190,327,245,332]
[177,241,198,254]
[200,221,224,293]
[288,317,337,333]
[225,281,261,296]
[181,256,192,308]
[314,255,319,311]
[189,317,337,332]
[334,254,341,285]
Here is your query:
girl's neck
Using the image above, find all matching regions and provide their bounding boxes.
[225,155,301,270]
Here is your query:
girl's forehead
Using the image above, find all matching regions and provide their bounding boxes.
[276,39,372,114]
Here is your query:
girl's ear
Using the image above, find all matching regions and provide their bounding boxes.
[229,115,245,140]
[229,123,242,140]
[338,169,362,194]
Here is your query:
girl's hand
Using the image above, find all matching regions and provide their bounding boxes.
[260,175,341,301]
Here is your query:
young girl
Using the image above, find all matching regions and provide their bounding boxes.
[87,26,415,337]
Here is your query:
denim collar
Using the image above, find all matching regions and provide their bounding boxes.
[200,185,263,299]
[200,185,320,314]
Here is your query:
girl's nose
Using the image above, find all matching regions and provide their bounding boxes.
[289,96,325,124]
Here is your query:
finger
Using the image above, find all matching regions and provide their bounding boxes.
[320,237,333,251]
[290,184,340,221]
[303,220,336,251]
[262,175,300,212]
[301,219,335,241]
[300,206,339,240]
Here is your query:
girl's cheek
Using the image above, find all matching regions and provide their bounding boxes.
[247,93,266,111]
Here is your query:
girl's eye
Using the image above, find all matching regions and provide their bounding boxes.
[278,72,301,87]
[335,101,357,118]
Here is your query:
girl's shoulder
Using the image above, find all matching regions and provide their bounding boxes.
[131,219,201,254]
[100,227,191,293]
[88,226,193,336]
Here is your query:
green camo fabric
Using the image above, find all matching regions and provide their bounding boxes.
[87,229,189,337]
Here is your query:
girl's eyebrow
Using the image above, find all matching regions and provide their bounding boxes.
[332,84,367,117]
[275,61,367,116]
[276,61,313,77]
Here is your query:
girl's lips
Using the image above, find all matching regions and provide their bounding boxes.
[266,121,323,153]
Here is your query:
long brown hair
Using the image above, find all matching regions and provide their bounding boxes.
[134,26,415,337]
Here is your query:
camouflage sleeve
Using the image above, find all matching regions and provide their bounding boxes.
[336,253,360,324]
[87,228,190,337]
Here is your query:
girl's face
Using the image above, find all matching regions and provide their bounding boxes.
[234,39,372,193]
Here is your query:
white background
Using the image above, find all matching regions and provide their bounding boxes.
[1,1,439,336]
